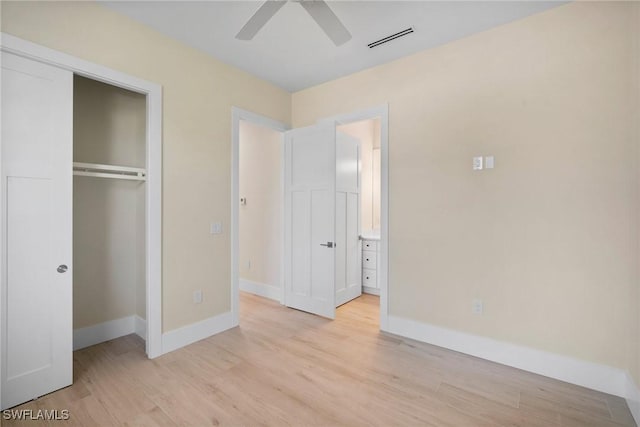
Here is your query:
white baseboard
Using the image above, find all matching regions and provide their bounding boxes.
[239,279,281,302]
[625,372,640,425]
[135,316,147,340]
[74,315,146,351]
[385,315,630,400]
[161,311,234,355]
[363,286,380,296]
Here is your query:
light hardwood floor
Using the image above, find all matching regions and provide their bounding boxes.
[4,292,636,426]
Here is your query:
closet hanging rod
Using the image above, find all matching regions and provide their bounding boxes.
[73,162,146,181]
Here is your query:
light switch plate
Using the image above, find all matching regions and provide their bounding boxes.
[473,156,483,171]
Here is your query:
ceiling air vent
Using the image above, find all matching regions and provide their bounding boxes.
[368,27,414,49]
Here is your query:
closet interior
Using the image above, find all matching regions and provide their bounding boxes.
[72,76,147,349]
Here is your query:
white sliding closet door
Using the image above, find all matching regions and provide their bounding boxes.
[1,52,73,409]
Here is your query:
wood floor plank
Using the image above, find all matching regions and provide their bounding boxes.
[436,382,556,427]
[2,292,636,426]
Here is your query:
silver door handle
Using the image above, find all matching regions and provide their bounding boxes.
[320,242,335,248]
[57,264,68,273]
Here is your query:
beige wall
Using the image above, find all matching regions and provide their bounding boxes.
[3,0,639,385]
[293,2,640,378]
[1,1,291,332]
[239,121,282,288]
[73,76,146,329]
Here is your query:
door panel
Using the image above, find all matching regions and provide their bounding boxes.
[291,191,310,296]
[335,132,361,306]
[284,125,336,319]
[1,53,73,409]
[335,193,346,295]
[310,189,333,301]
[291,136,332,189]
[346,192,360,293]
[336,134,359,190]
[7,178,54,379]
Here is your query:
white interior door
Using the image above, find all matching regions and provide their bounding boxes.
[1,52,73,409]
[284,124,336,319]
[335,132,361,306]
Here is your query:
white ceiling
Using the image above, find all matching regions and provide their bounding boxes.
[102,1,565,92]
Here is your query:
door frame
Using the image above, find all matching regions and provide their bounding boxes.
[0,33,163,358]
[230,107,289,326]
[317,104,390,330]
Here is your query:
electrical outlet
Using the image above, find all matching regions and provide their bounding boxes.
[193,290,203,304]
[472,299,483,315]
[485,156,495,169]
[210,221,222,234]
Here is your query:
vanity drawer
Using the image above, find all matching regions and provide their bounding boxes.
[362,269,377,287]
[362,251,377,270]
[362,240,377,251]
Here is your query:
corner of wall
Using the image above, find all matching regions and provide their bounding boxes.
[385,315,634,401]
[161,311,234,355]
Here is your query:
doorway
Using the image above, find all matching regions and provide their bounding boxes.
[231,104,388,328]
[231,108,288,326]
[317,105,389,328]
[337,118,382,298]
[238,120,285,302]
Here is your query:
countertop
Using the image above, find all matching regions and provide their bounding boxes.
[360,229,381,241]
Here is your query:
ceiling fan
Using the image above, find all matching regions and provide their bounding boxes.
[235,0,352,46]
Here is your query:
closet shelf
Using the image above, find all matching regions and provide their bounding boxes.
[73,162,146,181]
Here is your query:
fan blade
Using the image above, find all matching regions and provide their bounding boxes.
[299,0,351,46]
[236,0,287,40]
